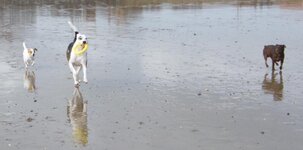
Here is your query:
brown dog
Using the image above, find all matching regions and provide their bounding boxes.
[263,44,285,70]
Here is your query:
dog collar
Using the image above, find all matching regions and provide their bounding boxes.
[72,44,88,56]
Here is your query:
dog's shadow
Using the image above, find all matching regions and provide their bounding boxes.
[67,87,88,146]
[262,71,284,101]
[24,70,36,93]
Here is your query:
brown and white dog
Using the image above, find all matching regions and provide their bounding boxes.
[23,42,37,68]
[263,44,285,70]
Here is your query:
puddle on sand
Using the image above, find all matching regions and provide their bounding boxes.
[1,0,303,150]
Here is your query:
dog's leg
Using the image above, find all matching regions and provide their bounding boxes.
[73,73,79,85]
[69,62,76,74]
[271,59,275,70]
[75,66,81,82]
[25,61,29,69]
[264,56,269,68]
[72,72,79,85]
[280,59,284,70]
[69,62,79,85]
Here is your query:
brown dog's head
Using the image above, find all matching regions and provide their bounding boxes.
[273,44,285,61]
[276,44,285,53]
[276,44,286,50]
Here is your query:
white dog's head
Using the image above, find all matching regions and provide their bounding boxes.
[27,48,37,57]
[75,33,88,46]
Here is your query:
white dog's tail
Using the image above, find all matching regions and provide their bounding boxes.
[68,21,78,32]
[23,42,27,50]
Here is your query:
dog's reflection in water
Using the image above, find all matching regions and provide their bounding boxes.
[24,70,36,93]
[67,87,88,145]
[262,71,284,101]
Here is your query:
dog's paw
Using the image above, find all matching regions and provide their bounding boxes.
[83,79,88,83]
[74,83,80,88]
[74,80,80,85]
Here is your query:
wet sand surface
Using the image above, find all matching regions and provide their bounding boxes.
[1,0,303,149]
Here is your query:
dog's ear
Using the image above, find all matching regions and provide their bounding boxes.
[34,48,38,51]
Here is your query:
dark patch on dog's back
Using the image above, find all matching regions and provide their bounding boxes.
[67,32,79,61]
[66,42,74,61]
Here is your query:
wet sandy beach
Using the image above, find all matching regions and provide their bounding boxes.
[1,0,303,149]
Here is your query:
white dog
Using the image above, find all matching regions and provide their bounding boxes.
[66,21,88,86]
[23,42,37,68]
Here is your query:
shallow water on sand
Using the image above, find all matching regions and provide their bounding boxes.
[1,0,303,149]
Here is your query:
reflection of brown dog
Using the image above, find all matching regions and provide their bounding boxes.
[262,71,283,101]
[67,87,88,145]
[24,70,36,93]
[263,44,285,70]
